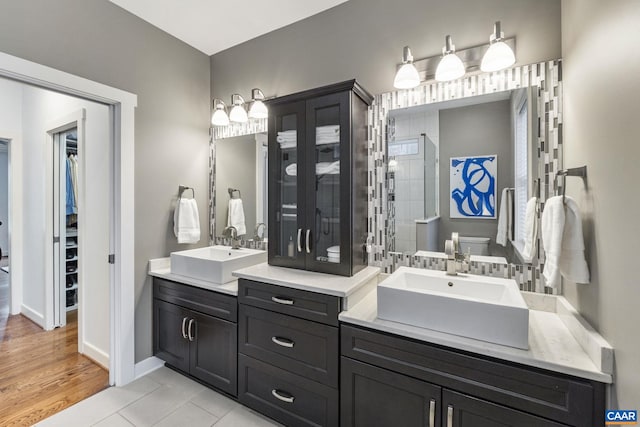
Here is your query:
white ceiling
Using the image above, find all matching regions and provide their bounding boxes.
[109,0,349,56]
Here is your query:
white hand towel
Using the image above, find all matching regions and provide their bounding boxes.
[496,188,510,246]
[521,197,538,261]
[227,198,246,235]
[541,196,565,288]
[541,195,589,288]
[316,161,340,175]
[559,197,590,284]
[173,198,200,244]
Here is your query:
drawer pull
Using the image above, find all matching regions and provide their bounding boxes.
[181,317,188,339]
[271,389,295,404]
[271,296,294,305]
[271,336,295,348]
[447,405,453,427]
[428,399,436,427]
[305,229,312,254]
[297,228,303,253]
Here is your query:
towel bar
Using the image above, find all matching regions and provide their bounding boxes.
[555,166,587,203]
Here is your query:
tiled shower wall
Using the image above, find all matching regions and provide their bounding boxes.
[367,60,563,293]
[208,60,563,294]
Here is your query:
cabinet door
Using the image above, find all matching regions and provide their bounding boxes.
[189,310,237,396]
[153,299,189,372]
[268,100,307,270]
[341,357,441,427]
[443,390,566,427]
[304,91,352,276]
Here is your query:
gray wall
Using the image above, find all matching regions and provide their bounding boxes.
[562,0,640,407]
[438,101,512,255]
[211,0,561,98]
[215,135,257,238]
[0,0,211,362]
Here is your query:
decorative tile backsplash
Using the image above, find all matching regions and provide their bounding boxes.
[367,60,563,294]
[209,61,563,294]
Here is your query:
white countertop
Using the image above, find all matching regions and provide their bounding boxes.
[233,263,381,298]
[148,258,238,296]
[414,250,508,265]
[339,289,613,383]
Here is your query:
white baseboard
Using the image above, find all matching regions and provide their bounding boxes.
[83,341,109,369]
[21,304,44,328]
[134,356,165,380]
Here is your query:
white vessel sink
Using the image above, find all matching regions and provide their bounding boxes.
[170,246,266,284]
[377,267,529,349]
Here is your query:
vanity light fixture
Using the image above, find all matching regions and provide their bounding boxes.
[435,35,466,82]
[480,21,516,72]
[229,94,248,123]
[393,46,421,89]
[211,98,230,126]
[248,88,268,119]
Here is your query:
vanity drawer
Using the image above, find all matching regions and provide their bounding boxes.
[238,279,341,326]
[239,304,338,387]
[341,325,603,427]
[153,278,237,322]
[238,354,339,427]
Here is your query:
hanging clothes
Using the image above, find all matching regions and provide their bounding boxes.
[65,156,76,215]
[70,154,79,212]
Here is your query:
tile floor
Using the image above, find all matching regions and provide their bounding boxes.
[37,366,282,427]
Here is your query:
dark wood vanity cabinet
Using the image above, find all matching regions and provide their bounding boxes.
[341,325,605,427]
[153,278,237,396]
[267,80,373,277]
[237,278,341,427]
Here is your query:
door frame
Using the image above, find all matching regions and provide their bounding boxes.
[0,51,137,386]
[44,112,85,333]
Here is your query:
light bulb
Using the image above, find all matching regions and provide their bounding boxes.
[211,109,229,126]
[248,100,268,119]
[435,36,465,82]
[393,46,420,89]
[481,41,515,72]
[229,94,248,123]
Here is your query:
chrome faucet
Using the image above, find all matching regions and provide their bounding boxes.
[444,232,470,276]
[253,223,266,241]
[223,226,241,249]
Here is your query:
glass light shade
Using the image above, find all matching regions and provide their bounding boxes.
[481,41,516,72]
[393,63,420,89]
[248,100,268,119]
[211,108,229,126]
[229,105,248,123]
[435,53,465,82]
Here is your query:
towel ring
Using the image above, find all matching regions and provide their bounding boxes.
[178,185,195,199]
[228,188,241,199]
[554,166,587,203]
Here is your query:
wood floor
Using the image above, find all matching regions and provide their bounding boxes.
[0,267,110,426]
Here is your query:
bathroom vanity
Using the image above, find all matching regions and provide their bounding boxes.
[149,258,612,427]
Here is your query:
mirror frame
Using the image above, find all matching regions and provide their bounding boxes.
[367,60,563,293]
[209,119,268,248]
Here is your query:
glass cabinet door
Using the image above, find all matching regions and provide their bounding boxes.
[305,92,350,275]
[268,101,306,268]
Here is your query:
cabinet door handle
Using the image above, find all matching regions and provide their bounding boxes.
[187,318,195,342]
[305,229,311,254]
[271,296,294,305]
[447,405,454,427]
[181,317,188,339]
[297,228,303,252]
[428,399,436,427]
[271,389,295,404]
[271,336,295,348]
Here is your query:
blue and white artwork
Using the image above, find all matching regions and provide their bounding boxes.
[450,155,497,219]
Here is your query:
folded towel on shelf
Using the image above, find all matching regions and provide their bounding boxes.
[316,161,340,175]
[285,163,297,176]
[521,197,538,261]
[227,198,246,235]
[316,125,339,135]
[541,195,590,288]
[173,198,200,244]
[278,140,296,149]
[277,135,297,143]
[316,136,340,145]
[282,203,297,209]
[496,188,512,246]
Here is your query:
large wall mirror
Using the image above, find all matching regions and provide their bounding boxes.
[367,60,563,293]
[209,121,269,247]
